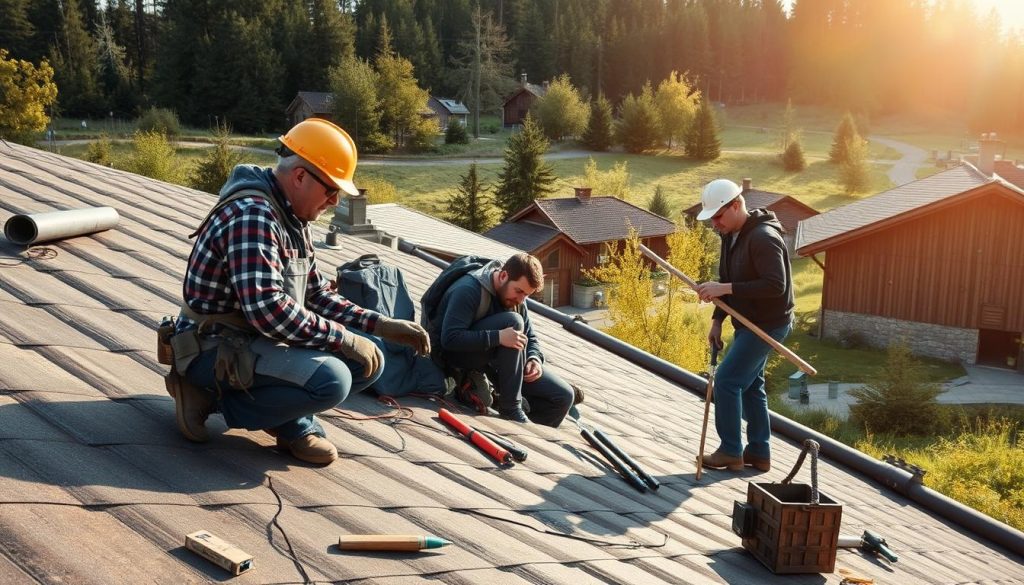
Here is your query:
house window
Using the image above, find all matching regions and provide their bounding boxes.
[543,275,558,306]
[545,249,560,269]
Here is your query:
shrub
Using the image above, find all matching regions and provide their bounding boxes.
[445,120,470,145]
[120,131,185,184]
[357,176,398,205]
[137,107,181,137]
[84,134,113,166]
[190,123,243,194]
[782,138,807,172]
[849,342,945,435]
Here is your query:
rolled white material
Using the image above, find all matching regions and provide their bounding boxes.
[3,206,120,245]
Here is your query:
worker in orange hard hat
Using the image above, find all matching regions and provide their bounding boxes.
[163,118,429,465]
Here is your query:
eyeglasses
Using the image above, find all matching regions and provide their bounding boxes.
[301,167,340,198]
[711,198,736,221]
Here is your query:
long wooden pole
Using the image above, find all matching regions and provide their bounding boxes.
[639,244,817,376]
[695,343,718,481]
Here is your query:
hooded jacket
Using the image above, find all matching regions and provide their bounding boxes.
[711,208,794,331]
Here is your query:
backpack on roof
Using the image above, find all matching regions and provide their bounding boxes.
[419,255,495,333]
[337,254,446,396]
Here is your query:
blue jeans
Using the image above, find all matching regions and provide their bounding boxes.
[185,344,381,440]
[713,322,792,459]
[441,311,574,427]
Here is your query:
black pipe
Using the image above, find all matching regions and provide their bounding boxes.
[397,241,1024,556]
[594,429,660,490]
[581,428,647,493]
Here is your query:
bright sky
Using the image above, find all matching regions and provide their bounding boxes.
[781,0,1024,33]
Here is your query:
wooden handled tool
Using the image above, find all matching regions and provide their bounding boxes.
[639,244,817,376]
[695,340,720,481]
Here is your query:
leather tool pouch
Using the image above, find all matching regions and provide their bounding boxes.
[157,316,176,366]
[213,330,256,390]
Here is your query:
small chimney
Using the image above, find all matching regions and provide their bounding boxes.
[978,132,1003,176]
[742,178,752,192]
[574,187,592,202]
[520,72,528,86]
[542,80,549,90]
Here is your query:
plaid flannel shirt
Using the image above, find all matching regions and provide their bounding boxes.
[180,185,378,351]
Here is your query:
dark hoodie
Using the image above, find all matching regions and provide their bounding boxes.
[711,208,794,331]
[217,165,307,253]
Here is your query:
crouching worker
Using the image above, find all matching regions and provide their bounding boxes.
[430,253,573,426]
[165,118,429,464]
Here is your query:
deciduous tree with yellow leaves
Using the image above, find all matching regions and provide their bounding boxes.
[587,226,712,373]
[0,49,57,145]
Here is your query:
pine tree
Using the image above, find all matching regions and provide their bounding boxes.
[50,0,101,116]
[307,0,356,91]
[190,122,243,194]
[329,56,391,152]
[849,342,943,435]
[374,18,430,149]
[782,139,807,172]
[0,48,58,144]
[494,114,556,219]
[616,82,660,153]
[531,73,589,141]
[445,163,493,232]
[839,135,870,193]
[684,98,721,161]
[648,185,671,218]
[582,94,613,151]
[830,111,859,164]
[0,0,36,60]
[445,119,469,145]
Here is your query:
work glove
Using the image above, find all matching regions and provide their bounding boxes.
[376,317,431,356]
[339,332,382,378]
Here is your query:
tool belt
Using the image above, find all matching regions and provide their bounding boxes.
[157,306,257,391]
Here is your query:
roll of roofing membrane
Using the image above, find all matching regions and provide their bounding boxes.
[3,206,119,245]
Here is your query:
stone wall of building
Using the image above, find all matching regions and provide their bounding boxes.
[823,310,977,364]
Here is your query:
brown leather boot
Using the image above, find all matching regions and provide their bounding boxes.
[277,434,338,464]
[701,449,744,471]
[166,371,213,443]
[743,447,771,472]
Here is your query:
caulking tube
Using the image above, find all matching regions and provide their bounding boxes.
[438,408,512,465]
[4,206,119,245]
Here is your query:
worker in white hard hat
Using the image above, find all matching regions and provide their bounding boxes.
[694,178,794,473]
[163,119,429,465]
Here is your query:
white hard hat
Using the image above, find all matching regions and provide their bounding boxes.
[696,179,742,221]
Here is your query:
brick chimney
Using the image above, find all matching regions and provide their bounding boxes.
[978,132,1004,176]
[742,178,752,192]
[574,187,592,202]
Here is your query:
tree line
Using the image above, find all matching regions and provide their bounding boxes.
[2,1,1022,136]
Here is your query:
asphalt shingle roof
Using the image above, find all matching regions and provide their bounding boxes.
[483,221,560,252]
[366,203,522,260]
[996,160,1024,190]
[796,164,991,254]
[1,142,1022,584]
[529,196,676,245]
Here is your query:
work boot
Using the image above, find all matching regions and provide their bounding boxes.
[498,406,530,424]
[166,371,214,443]
[701,449,744,471]
[277,434,338,465]
[743,447,771,472]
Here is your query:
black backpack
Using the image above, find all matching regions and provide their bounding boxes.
[420,255,495,332]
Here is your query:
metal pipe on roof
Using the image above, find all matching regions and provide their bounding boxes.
[397,240,1024,556]
[3,206,119,246]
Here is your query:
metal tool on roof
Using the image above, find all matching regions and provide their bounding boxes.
[3,206,119,246]
[438,408,512,465]
[695,339,721,481]
[838,530,898,563]
[478,429,528,462]
[639,244,817,376]
[593,429,660,490]
[580,427,648,492]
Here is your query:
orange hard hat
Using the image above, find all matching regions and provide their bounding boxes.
[278,118,359,196]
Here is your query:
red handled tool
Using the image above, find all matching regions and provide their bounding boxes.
[438,408,512,465]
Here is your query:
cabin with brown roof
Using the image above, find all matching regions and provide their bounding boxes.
[684,178,818,253]
[485,188,676,307]
[285,91,335,128]
[502,74,548,127]
[796,164,1024,370]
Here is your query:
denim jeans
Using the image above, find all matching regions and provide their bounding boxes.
[713,322,792,459]
[442,311,574,427]
[185,342,381,440]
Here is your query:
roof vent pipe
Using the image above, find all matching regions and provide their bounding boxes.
[3,206,119,246]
